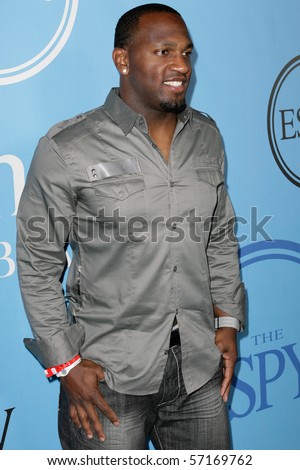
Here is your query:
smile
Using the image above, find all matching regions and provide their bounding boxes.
[164,81,184,87]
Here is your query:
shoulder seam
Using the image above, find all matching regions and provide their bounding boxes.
[46,113,87,139]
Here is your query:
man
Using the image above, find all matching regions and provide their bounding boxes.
[17,3,245,450]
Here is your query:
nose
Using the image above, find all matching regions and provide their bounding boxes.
[170,52,191,75]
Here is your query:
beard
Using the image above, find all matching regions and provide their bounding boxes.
[159,98,187,114]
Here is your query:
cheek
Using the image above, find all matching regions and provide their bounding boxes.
[134,72,161,96]
[133,60,163,82]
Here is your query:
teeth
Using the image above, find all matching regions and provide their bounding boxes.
[164,81,183,87]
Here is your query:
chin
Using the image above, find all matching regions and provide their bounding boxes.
[159,99,187,114]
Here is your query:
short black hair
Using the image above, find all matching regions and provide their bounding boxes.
[114,3,181,49]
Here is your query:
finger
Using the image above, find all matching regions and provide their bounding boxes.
[84,402,107,441]
[220,364,231,400]
[69,403,81,428]
[93,392,120,426]
[75,404,95,440]
[220,375,231,402]
[221,361,235,402]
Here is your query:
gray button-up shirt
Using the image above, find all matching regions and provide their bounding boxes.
[17,88,245,395]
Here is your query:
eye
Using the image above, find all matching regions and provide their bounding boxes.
[182,50,193,57]
[156,49,169,56]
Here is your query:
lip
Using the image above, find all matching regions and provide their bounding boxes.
[163,77,187,93]
[163,79,187,93]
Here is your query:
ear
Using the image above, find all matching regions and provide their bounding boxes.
[112,48,129,76]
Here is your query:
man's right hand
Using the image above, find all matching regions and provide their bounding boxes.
[60,359,119,441]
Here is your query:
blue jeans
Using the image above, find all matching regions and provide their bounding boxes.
[58,345,230,450]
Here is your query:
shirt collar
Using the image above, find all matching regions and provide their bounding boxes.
[104,87,193,135]
[104,88,139,135]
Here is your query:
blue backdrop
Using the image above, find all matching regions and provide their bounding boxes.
[1,0,299,450]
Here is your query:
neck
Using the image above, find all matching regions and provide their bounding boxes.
[118,87,180,161]
[148,113,178,162]
[119,85,180,126]
[148,110,178,133]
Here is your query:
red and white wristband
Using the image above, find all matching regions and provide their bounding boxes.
[44,354,81,378]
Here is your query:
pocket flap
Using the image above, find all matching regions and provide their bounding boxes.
[86,157,141,182]
[194,166,224,186]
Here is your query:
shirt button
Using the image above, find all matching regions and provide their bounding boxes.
[173,266,178,272]
[170,181,175,187]
[172,223,177,230]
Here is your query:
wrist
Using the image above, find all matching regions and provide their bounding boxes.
[44,354,81,378]
[214,316,242,332]
[56,357,82,377]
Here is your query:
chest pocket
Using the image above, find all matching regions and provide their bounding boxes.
[192,155,224,219]
[193,154,224,187]
[194,166,223,187]
[86,157,146,217]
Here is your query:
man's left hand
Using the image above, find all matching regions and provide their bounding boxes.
[215,327,237,403]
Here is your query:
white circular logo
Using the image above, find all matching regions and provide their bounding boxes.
[0,0,78,86]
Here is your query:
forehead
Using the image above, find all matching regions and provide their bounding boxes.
[135,12,192,45]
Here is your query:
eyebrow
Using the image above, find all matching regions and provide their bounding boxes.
[156,41,194,49]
